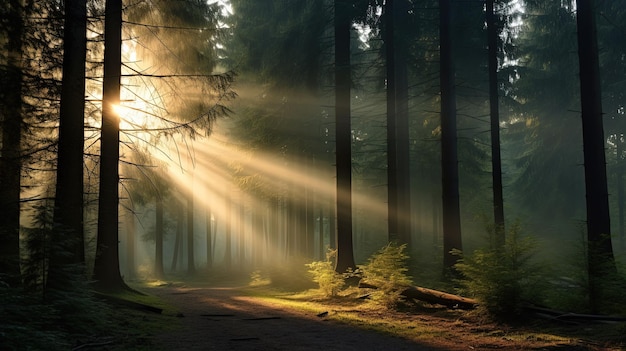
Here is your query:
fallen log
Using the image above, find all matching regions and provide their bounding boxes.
[401,286,479,310]
[359,282,478,310]
[524,305,626,324]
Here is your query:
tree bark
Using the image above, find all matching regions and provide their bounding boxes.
[486,0,505,246]
[206,206,213,269]
[125,208,136,279]
[334,0,356,274]
[395,1,411,245]
[440,0,463,271]
[155,197,164,278]
[385,0,399,243]
[386,0,412,246]
[238,193,245,267]
[93,0,126,291]
[252,203,262,266]
[51,0,87,274]
[304,157,315,259]
[224,191,232,269]
[171,204,183,272]
[616,139,624,248]
[187,186,195,275]
[0,0,25,286]
[575,0,617,312]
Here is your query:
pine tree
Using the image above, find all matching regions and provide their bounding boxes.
[48,0,88,291]
[440,0,463,271]
[575,0,617,312]
[334,0,356,274]
[93,0,126,291]
[486,0,505,245]
[0,0,25,286]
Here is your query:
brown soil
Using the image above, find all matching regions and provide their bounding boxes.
[144,284,625,351]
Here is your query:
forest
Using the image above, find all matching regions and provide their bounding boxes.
[1,0,626,349]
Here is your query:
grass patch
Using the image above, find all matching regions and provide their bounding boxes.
[106,282,181,317]
[0,280,183,351]
[239,285,623,350]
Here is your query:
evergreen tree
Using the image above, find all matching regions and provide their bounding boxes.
[486,0,506,245]
[155,196,165,278]
[0,0,26,286]
[48,0,88,291]
[440,0,463,271]
[93,0,233,288]
[334,0,356,274]
[93,0,125,291]
[507,1,584,230]
[384,0,411,245]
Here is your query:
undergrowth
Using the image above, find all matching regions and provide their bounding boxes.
[358,242,413,308]
[305,249,344,297]
[454,221,544,320]
[306,243,413,308]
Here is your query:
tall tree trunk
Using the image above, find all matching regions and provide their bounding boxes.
[395,0,411,245]
[440,0,463,271]
[253,203,264,267]
[297,179,308,257]
[486,0,505,246]
[617,141,625,249]
[187,187,195,275]
[269,198,279,259]
[155,197,164,278]
[224,191,232,269]
[328,195,336,250]
[305,159,316,258]
[287,186,297,256]
[0,0,24,286]
[125,208,135,279]
[334,0,356,274]
[171,204,183,272]
[575,0,616,312]
[206,206,213,269]
[386,0,411,246]
[238,193,245,266]
[51,0,87,282]
[385,0,399,243]
[432,192,440,247]
[93,0,126,291]
[318,207,325,259]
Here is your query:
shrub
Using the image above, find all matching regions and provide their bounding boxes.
[306,249,345,297]
[550,235,626,314]
[454,221,542,319]
[359,242,412,308]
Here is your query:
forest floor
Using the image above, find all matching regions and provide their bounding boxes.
[135,281,626,351]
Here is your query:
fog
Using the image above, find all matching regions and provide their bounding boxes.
[100,0,626,287]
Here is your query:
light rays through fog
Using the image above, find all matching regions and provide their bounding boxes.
[125,124,389,270]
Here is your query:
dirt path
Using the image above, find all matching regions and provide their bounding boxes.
[146,285,443,351]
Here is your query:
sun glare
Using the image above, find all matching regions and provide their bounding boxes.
[115,103,150,130]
